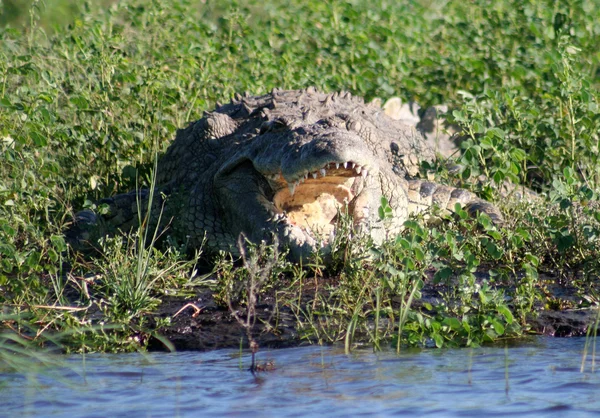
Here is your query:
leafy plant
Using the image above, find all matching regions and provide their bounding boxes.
[1,0,599,352]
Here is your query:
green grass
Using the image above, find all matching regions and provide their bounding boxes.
[0,0,599,352]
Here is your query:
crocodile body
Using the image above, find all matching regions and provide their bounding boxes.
[72,88,501,261]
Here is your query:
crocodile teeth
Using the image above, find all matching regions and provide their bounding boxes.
[335,162,340,169]
[343,162,348,169]
[355,165,362,174]
[350,162,356,169]
[362,169,368,178]
[273,213,288,224]
[312,171,318,179]
[289,182,297,196]
[320,168,327,177]
[303,173,308,180]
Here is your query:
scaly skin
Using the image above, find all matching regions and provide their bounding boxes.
[70,88,502,261]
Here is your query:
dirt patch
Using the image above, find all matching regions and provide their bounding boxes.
[147,287,304,351]
[146,271,599,351]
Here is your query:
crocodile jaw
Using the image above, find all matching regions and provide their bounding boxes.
[273,177,355,239]
[268,162,371,248]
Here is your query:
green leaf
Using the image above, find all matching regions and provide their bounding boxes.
[402,257,415,271]
[48,248,59,263]
[524,254,540,267]
[38,107,52,123]
[515,227,531,240]
[497,305,514,324]
[485,240,504,260]
[510,148,527,161]
[462,319,471,333]
[473,121,485,134]
[25,251,41,269]
[396,237,410,250]
[442,317,461,331]
[50,235,67,252]
[1,222,16,236]
[413,247,425,262]
[488,230,502,240]
[461,166,472,180]
[434,267,453,283]
[30,131,47,147]
[492,170,505,184]
[37,93,54,103]
[403,220,419,230]
[488,127,505,139]
[491,319,505,335]
[452,110,466,123]
[70,95,89,109]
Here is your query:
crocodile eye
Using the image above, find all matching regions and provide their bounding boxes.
[345,119,362,132]
[315,118,334,128]
[259,117,290,134]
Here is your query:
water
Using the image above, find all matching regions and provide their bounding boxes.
[2,337,600,417]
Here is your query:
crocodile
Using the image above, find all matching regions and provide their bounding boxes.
[70,88,501,261]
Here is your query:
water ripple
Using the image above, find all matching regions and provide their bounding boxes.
[2,337,600,417]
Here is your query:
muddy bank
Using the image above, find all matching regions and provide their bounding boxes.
[146,272,600,351]
[147,287,303,351]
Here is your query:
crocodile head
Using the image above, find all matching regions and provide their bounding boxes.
[211,98,410,261]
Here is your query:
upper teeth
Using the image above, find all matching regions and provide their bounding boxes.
[285,161,370,196]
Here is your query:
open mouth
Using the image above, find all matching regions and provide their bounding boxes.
[269,161,370,242]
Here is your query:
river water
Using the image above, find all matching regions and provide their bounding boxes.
[2,337,600,417]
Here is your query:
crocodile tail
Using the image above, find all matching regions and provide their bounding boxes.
[407,179,503,224]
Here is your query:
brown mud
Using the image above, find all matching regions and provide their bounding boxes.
[146,270,600,351]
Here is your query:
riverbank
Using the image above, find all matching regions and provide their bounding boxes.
[1,0,599,354]
[146,271,600,352]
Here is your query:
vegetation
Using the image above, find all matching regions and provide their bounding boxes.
[0,0,599,354]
